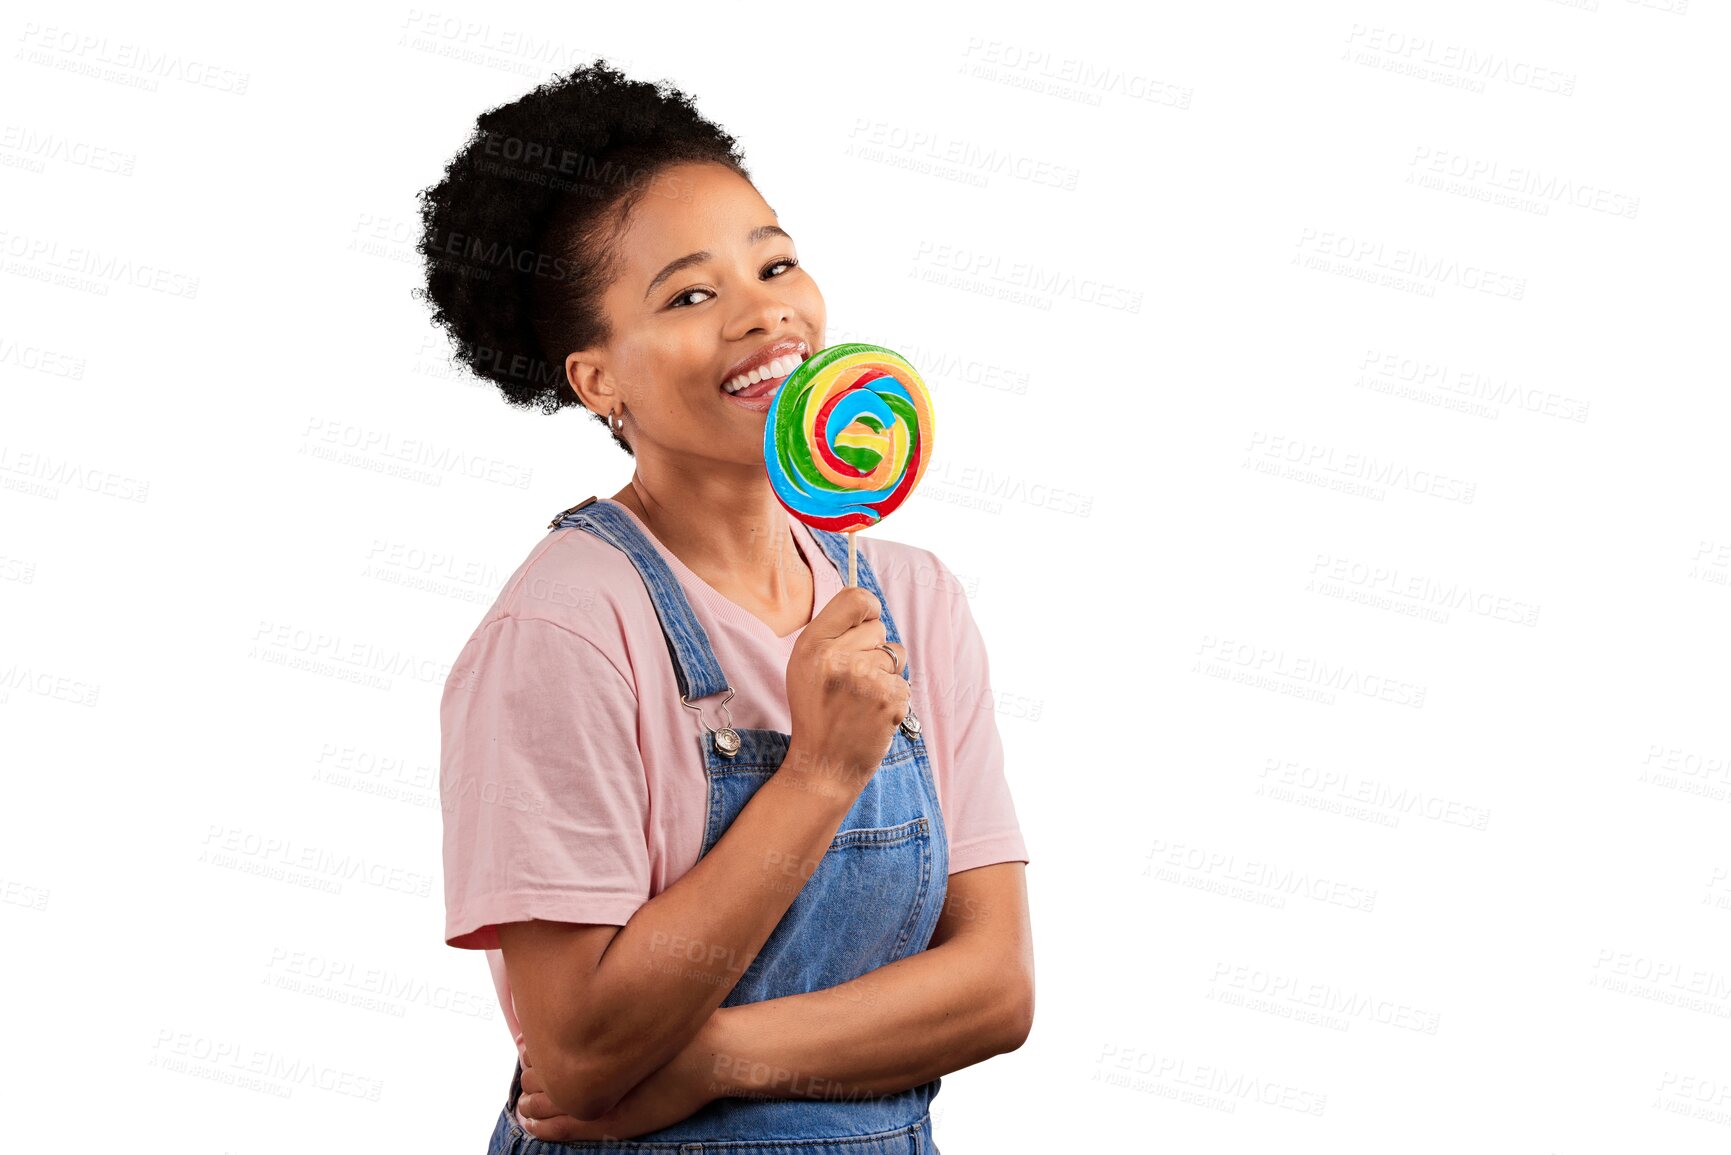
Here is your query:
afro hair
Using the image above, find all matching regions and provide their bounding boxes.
[414,58,751,455]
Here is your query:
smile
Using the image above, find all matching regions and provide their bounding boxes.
[719,338,810,408]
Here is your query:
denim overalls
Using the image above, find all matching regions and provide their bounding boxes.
[485,496,949,1155]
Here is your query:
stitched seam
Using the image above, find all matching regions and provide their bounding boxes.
[711,749,913,777]
[891,822,933,958]
[477,612,638,700]
[829,817,929,850]
[525,1115,927,1150]
[543,513,726,698]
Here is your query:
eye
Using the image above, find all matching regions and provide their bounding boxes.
[667,258,799,309]
[668,287,712,309]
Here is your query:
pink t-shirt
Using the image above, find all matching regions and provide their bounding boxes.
[439,498,1029,1045]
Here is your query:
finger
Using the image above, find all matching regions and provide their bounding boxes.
[831,615,888,658]
[884,641,906,673]
[867,641,905,675]
[853,637,905,679]
[518,1090,557,1120]
[813,586,882,639]
[841,640,903,687]
[525,1113,594,1144]
[844,644,894,684]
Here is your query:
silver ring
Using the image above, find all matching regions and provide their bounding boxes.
[877,642,900,673]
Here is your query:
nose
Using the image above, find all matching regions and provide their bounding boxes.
[725,276,793,337]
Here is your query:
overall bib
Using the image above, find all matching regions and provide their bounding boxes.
[486,496,950,1154]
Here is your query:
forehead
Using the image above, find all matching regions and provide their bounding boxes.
[611,162,772,265]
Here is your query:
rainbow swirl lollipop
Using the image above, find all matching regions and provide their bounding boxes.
[763,343,934,544]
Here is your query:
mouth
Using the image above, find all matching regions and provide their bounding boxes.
[720,338,810,408]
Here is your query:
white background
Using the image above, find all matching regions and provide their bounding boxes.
[4,1,1729,1151]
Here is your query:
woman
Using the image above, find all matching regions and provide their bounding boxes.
[420,59,1034,1154]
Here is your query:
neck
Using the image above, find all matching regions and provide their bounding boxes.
[609,468,808,603]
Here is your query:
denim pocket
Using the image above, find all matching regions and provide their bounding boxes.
[700,728,937,999]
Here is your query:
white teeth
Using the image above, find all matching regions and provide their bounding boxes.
[723,350,805,393]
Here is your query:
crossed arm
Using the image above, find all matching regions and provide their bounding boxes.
[704,859,1034,1098]
[518,861,1033,1138]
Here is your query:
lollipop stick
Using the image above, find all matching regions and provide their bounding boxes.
[847,532,857,588]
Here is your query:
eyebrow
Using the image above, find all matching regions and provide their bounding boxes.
[643,225,793,300]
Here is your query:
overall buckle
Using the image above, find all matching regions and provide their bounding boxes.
[683,687,741,757]
[547,495,598,529]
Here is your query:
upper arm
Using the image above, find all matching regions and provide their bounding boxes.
[497,920,624,1118]
[439,613,652,1113]
[924,555,1031,876]
[931,862,1034,1041]
[440,614,651,951]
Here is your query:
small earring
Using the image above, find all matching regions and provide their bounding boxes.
[607,406,625,437]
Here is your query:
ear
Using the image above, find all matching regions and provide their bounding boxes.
[564,351,613,415]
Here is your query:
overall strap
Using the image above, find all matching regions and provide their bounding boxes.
[546,497,731,703]
[806,528,912,686]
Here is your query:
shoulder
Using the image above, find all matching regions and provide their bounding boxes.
[863,535,961,594]
[489,526,650,630]
[862,534,978,640]
[448,527,652,687]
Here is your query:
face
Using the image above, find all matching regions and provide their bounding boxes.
[565,161,826,469]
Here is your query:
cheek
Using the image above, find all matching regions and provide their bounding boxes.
[621,340,705,405]
[795,278,826,320]
[796,277,823,313]
[607,347,653,408]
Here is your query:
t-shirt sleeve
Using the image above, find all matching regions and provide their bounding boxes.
[440,613,650,950]
[929,557,1030,875]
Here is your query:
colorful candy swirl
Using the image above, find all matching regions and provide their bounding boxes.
[763,342,934,533]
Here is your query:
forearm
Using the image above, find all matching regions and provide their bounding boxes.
[698,938,1027,1102]
[569,748,859,1114]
